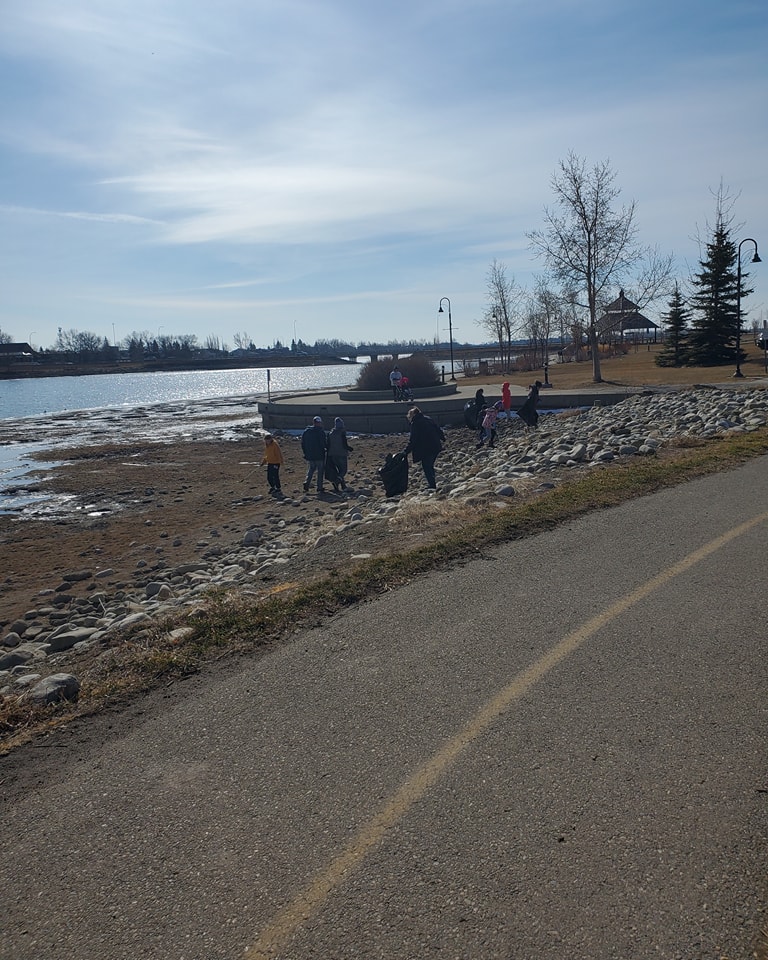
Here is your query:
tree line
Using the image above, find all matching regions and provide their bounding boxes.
[0,329,453,364]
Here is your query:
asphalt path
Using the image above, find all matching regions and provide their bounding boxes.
[2,456,768,960]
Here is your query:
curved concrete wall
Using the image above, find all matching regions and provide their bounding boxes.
[257,389,634,434]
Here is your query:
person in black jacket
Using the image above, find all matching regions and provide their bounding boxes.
[403,405,445,490]
[301,416,328,493]
[473,388,486,442]
[517,380,542,429]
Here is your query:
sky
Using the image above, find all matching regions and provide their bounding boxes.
[1,0,766,352]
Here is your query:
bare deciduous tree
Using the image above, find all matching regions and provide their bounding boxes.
[232,331,252,350]
[529,153,646,382]
[478,259,524,370]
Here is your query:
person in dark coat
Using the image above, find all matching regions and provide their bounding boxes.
[403,405,445,490]
[301,416,328,493]
[517,380,542,428]
[326,416,353,491]
[473,388,486,442]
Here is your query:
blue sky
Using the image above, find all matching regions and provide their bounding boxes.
[1,0,766,351]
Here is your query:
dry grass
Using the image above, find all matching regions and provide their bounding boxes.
[504,341,768,390]
[389,497,481,533]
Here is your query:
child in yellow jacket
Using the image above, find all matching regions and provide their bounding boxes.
[260,434,284,493]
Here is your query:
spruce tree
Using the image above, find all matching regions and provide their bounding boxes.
[655,283,690,367]
[687,205,751,366]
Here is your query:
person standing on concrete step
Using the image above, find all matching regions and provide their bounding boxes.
[389,365,403,400]
[326,417,353,492]
[301,416,328,493]
[260,434,284,494]
[404,405,445,490]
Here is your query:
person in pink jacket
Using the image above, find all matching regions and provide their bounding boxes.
[477,403,499,448]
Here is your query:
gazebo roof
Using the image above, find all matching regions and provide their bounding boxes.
[597,290,658,333]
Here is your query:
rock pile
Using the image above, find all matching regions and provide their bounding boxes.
[2,387,766,705]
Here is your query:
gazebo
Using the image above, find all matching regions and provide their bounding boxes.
[597,291,658,342]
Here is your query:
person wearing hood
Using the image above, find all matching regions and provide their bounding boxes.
[327,416,353,491]
[501,381,512,421]
[517,380,543,429]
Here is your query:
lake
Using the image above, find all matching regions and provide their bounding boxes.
[0,364,364,421]
[0,364,365,513]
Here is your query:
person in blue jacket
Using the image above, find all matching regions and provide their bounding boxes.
[301,416,328,493]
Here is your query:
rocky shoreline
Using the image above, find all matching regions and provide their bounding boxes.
[2,386,767,708]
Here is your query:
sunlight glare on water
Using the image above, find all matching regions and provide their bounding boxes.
[0,364,362,420]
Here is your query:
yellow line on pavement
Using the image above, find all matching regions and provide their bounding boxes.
[244,510,768,959]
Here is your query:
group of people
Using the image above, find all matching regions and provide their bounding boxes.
[261,377,542,498]
[259,415,353,496]
[262,403,445,500]
[389,365,413,402]
[471,379,543,447]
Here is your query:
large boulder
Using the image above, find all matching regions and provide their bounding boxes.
[28,673,80,705]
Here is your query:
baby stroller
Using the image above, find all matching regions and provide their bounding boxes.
[399,377,414,402]
[378,451,409,496]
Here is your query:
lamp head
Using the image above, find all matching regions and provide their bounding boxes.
[438,305,444,313]
[752,251,762,264]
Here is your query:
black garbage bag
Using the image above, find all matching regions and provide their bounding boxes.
[517,397,539,428]
[463,400,480,429]
[378,451,409,496]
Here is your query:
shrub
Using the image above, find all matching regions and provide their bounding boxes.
[355,354,440,391]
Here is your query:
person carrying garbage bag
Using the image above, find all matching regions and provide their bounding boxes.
[517,380,542,429]
[403,405,445,491]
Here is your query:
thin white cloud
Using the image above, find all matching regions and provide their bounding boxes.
[78,286,426,310]
[0,204,162,226]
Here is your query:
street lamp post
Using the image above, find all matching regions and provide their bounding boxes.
[438,297,455,380]
[734,238,761,378]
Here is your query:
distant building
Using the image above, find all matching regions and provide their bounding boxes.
[0,342,36,362]
[597,291,658,342]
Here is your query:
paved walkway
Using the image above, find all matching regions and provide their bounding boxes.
[3,456,767,958]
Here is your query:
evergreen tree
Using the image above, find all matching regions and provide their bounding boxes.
[686,201,751,366]
[655,284,691,367]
